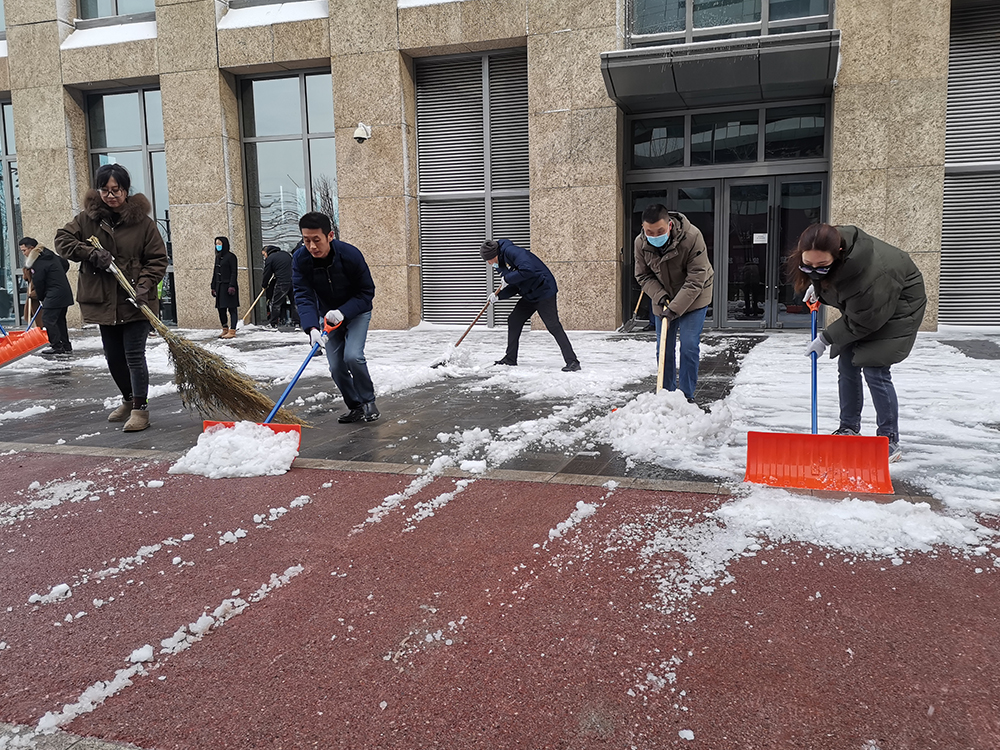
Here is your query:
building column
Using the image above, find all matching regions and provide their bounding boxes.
[830,0,949,331]
[330,0,419,330]
[157,0,248,329]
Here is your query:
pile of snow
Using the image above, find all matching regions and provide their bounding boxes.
[28,583,72,605]
[168,421,299,479]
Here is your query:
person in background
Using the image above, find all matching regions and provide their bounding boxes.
[55,162,167,432]
[20,236,74,355]
[292,212,379,423]
[480,239,580,372]
[262,244,297,328]
[790,223,926,463]
[212,236,239,339]
[634,203,714,403]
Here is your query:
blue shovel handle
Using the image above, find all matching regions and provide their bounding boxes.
[27,303,43,329]
[808,298,820,435]
[262,320,340,424]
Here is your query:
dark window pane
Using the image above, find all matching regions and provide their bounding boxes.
[693,29,756,40]
[117,0,155,13]
[245,140,306,251]
[633,0,686,35]
[89,92,142,149]
[242,78,302,138]
[768,22,826,34]
[769,0,828,21]
[305,74,334,134]
[150,151,170,223]
[93,152,147,196]
[691,110,758,164]
[765,104,825,159]
[2,103,12,156]
[79,0,115,18]
[309,138,337,222]
[632,117,684,169]
[0,1,5,36]
[693,0,760,28]
[10,162,21,246]
[144,90,164,144]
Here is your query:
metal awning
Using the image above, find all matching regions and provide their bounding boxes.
[601,30,841,114]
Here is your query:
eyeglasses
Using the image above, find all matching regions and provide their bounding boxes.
[799,264,832,275]
[99,187,125,197]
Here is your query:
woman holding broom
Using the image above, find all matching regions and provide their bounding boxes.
[55,163,168,432]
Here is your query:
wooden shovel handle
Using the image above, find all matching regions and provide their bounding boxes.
[242,288,267,323]
[454,282,504,348]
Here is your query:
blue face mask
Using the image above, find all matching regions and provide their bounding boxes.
[215,245,223,252]
[491,262,499,269]
[645,232,669,248]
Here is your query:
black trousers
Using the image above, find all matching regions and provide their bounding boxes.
[100,320,151,403]
[218,307,238,328]
[42,306,71,352]
[505,294,577,365]
[268,286,298,326]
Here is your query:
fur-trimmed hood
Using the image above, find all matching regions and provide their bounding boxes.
[83,189,154,227]
[23,245,44,269]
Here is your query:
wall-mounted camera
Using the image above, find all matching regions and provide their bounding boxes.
[353,122,372,144]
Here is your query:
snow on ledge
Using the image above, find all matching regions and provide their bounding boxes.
[217,0,329,30]
[61,21,157,50]
[0,40,8,58]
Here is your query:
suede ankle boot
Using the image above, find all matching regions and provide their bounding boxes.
[108,399,132,423]
[123,409,150,432]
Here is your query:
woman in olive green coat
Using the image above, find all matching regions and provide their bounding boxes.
[788,223,926,462]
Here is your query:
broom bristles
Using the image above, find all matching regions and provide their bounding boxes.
[88,237,304,425]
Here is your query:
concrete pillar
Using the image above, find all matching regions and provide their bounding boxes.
[830,0,949,331]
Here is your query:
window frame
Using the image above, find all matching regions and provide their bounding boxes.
[628,0,834,47]
[76,3,154,24]
[0,101,22,325]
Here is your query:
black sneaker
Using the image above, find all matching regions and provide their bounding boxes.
[362,402,380,422]
[831,427,860,436]
[494,357,517,366]
[561,360,581,372]
[686,397,696,404]
[337,407,365,424]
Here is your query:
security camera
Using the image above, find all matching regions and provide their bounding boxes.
[353,122,372,144]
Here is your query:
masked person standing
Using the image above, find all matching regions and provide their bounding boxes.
[790,223,926,462]
[292,212,379,423]
[55,163,167,432]
[634,204,714,402]
[211,236,239,339]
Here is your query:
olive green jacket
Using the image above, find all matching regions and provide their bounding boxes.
[634,211,714,318]
[817,226,927,367]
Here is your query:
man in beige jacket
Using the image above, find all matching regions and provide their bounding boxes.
[634,203,714,402]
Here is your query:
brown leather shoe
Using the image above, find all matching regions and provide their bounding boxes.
[221,328,236,339]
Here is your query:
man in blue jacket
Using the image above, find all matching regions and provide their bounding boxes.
[480,239,580,372]
[292,212,379,423]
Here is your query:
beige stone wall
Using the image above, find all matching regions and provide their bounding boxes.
[830,0,950,331]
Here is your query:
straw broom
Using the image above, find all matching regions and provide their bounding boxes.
[87,236,303,425]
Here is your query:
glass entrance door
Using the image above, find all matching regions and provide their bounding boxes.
[723,175,825,328]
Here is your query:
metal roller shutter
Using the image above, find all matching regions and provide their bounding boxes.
[416,51,529,326]
[941,3,1000,325]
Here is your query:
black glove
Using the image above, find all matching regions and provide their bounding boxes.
[134,282,152,307]
[89,247,112,270]
[211,289,217,297]
[664,308,679,323]
[228,286,236,296]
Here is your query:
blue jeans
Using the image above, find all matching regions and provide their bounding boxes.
[653,306,708,400]
[325,311,375,409]
[837,343,899,443]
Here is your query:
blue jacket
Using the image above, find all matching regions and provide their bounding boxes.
[291,239,375,331]
[495,240,558,302]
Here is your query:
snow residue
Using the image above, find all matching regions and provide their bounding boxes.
[28,584,72,605]
[0,405,56,422]
[147,480,164,488]
[168,421,299,479]
[679,729,695,740]
[2,479,94,525]
[405,479,474,530]
[549,500,599,540]
[37,565,304,733]
[360,455,454,528]
[398,0,469,8]
[218,529,248,545]
[459,459,487,474]
[218,0,328,29]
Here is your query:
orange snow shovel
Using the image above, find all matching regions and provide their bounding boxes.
[0,307,49,368]
[203,319,340,447]
[744,299,894,494]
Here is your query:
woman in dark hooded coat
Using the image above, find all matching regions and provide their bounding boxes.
[788,223,927,463]
[211,236,240,339]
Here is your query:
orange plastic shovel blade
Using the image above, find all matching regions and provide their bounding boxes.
[745,431,894,494]
[202,420,302,449]
[0,328,50,368]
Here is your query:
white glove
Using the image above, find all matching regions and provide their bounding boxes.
[325,309,345,327]
[487,292,498,304]
[309,328,325,349]
[803,285,820,306]
[805,332,829,358]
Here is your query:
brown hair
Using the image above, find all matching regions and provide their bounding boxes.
[785,223,844,293]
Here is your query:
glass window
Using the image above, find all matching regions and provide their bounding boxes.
[632,117,684,169]
[242,78,302,138]
[0,0,6,35]
[0,103,20,326]
[144,90,164,145]
[89,92,143,149]
[769,0,827,21]
[765,104,824,159]
[693,0,760,28]
[633,0,686,35]
[80,0,153,19]
[240,72,337,259]
[691,110,758,164]
[1,103,13,157]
